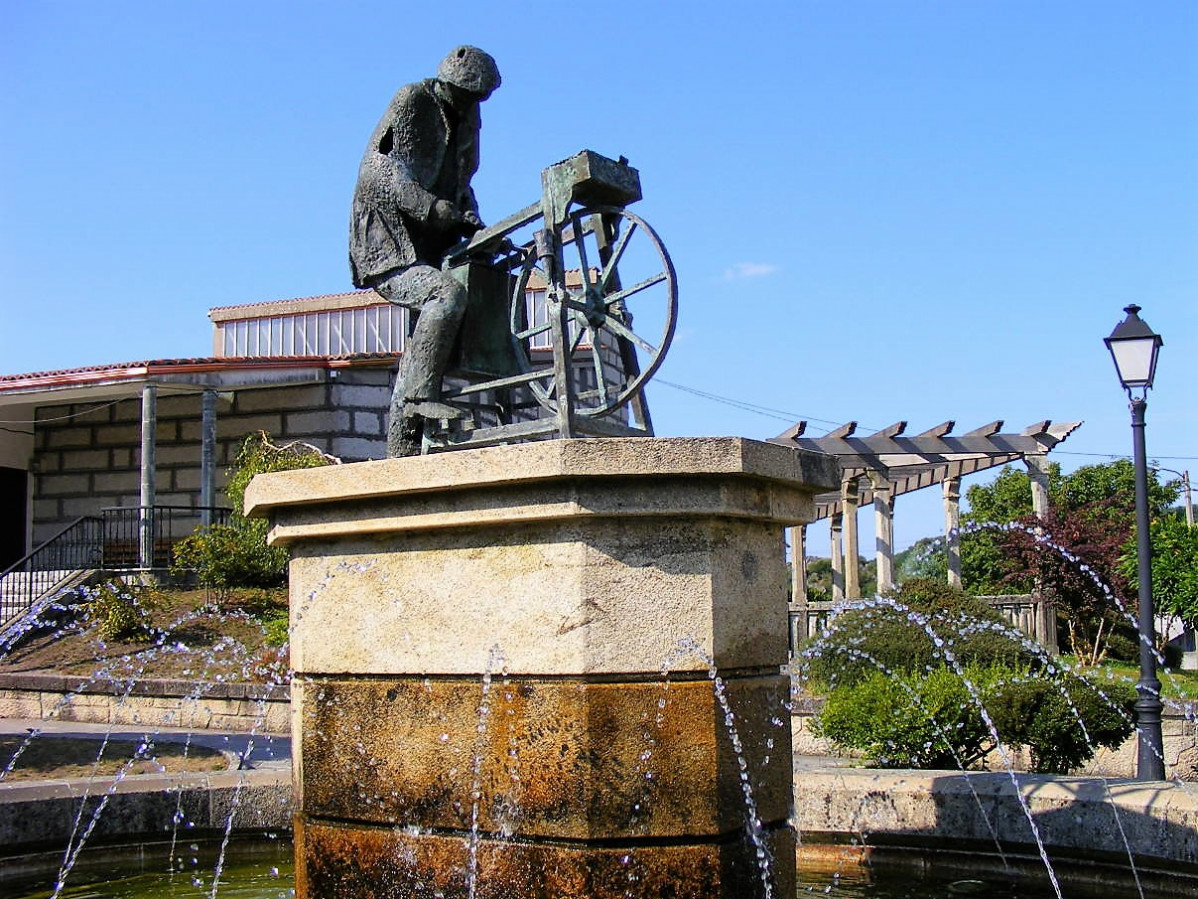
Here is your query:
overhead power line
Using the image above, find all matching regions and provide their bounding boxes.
[653,379,1196,460]
[1053,450,1198,462]
[0,384,215,426]
[654,379,856,432]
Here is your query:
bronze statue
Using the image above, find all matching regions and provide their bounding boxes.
[349,46,501,456]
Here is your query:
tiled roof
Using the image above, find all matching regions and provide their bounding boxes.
[0,353,397,392]
[0,358,214,383]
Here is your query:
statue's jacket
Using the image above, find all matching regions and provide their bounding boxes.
[349,78,481,295]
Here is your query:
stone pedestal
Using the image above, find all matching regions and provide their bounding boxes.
[246,437,838,899]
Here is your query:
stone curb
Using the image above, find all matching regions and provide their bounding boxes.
[793,766,1198,869]
[0,677,291,734]
[0,769,292,852]
[0,672,288,702]
[1,764,1194,877]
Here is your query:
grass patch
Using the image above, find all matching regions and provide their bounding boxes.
[0,586,289,684]
[1069,658,1198,701]
[0,735,228,782]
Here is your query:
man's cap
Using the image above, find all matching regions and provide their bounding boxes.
[437,46,501,97]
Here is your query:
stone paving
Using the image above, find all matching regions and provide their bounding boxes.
[0,716,290,771]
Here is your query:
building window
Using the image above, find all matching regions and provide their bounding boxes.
[216,304,410,358]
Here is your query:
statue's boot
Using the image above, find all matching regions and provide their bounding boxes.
[389,414,425,458]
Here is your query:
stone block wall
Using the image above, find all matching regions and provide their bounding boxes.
[0,672,290,734]
[793,768,1198,875]
[30,368,393,544]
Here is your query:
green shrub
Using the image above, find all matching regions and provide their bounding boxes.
[172,433,333,593]
[803,578,1035,690]
[814,663,1137,774]
[262,612,290,648]
[1100,629,1141,664]
[172,523,289,592]
[84,581,159,643]
[813,666,996,768]
[986,673,1136,773]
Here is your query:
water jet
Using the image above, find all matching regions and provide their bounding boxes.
[245,436,839,898]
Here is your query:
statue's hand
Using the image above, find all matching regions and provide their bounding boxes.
[431,199,464,229]
[461,209,484,235]
[432,201,482,238]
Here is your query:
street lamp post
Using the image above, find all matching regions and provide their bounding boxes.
[1105,304,1166,781]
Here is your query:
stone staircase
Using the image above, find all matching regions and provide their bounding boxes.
[0,568,98,646]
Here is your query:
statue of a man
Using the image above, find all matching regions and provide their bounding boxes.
[349,46,501,456]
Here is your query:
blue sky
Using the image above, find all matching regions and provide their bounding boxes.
[2,1,1195,552]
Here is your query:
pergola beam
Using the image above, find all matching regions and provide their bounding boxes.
[817,454,1025,518]
[776,420,1081,522]
[786,418,1078,649]
[772,420,1078,467]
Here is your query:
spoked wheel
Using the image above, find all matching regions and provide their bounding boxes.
[509,206,677,418]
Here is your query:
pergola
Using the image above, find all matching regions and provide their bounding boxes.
[767,419,1080,645]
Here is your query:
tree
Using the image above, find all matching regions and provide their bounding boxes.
[895,531,1022,596]
[964,463,1055,524]
[1059,460,1175,517]
[804,556,876,602]
[997,500,1136,664]
[896,535,946,582]
[892,466,1062,596]
[962,460,1180,664]
[1119,516,1198,627]
[957,463,1059,596]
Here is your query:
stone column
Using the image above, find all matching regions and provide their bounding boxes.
[841,477,860,599]
[247,438,837,899]
[829,511,845,602]
[1026,454,1051,521]
[869,473,895,594]
[1024,454,1058,654]
[789,524,807,651]
[138,383,157,569]
[943,475,962,589]
[200,388,218,528]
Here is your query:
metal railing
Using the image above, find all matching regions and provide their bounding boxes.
[100,505,231,569]
[0,516,103,629]
[0,506,233,633]
[978,593,1058,655]
[790,592,1058,655]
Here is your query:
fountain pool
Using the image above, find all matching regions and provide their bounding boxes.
[4,439,1197,897]
[3,837,1189,899]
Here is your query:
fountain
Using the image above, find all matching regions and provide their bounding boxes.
[243,436,839,898]
[2,40,1195,892]
[2,483,1198,896]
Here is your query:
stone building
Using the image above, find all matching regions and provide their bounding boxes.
[0,290,407,568]
[0,270,602,573]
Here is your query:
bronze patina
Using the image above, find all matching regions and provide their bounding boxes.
[349,46,501,456]
[351,51,677,457]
